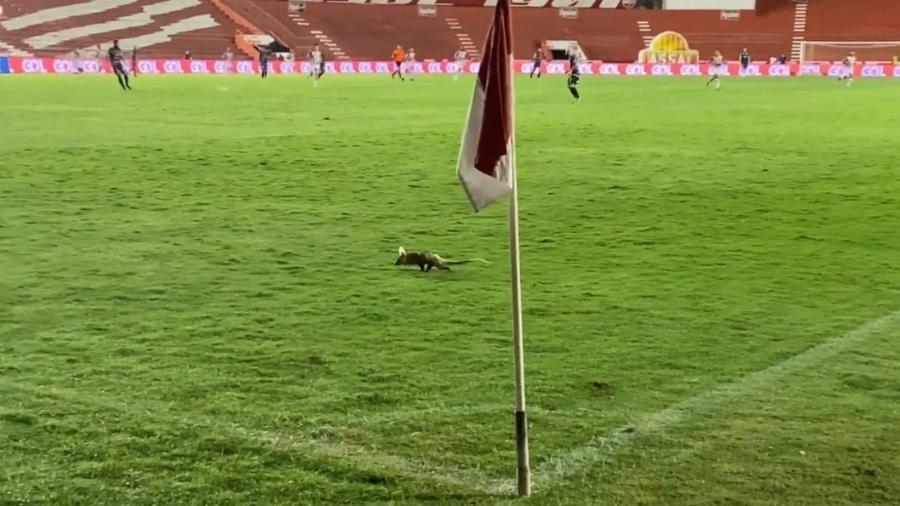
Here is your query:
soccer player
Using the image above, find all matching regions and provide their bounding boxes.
[259,46,269,79]
[311,44,325,85]
[405,47,417,81]
[223,47,234,73]
[567,52,581,102]
[739,47,750,76]
[94,44,103,74]
[391,45,405,80]
[453,48,466,80]
[73,49,84,74]
[707,49,724,90]
[306,46,317,78]
[108,40,131,90]
[839,51,856,86]
[530,46,543,79]
[131,46,138,77]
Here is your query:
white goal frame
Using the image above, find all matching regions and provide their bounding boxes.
[800,40,900,63]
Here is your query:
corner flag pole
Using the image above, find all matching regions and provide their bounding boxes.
[507,117,530,497]
[452,0,529,494]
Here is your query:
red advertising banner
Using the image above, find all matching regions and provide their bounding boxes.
[7,58,900,78]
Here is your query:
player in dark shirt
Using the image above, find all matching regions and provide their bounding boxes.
[131,46,138,77]
[739,48,750,74]
[259,47,269,79]
[108,40,132,91]
[567,53,581,102]
[530,47,542,79]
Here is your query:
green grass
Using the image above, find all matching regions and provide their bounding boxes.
[1,74,899,505]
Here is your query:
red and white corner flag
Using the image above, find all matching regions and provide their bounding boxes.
[457,0,514,212]
[456,0,532,497]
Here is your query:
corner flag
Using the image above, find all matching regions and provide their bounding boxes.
[456,0,514,212]
[456,0,531,497]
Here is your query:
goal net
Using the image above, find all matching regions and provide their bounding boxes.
[800,41,900,63]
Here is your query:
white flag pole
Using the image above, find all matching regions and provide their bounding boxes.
[506,73,530,497]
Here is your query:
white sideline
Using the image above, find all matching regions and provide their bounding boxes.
[25,0,200,50]
[528,309,900,492]
[2,0,138,31]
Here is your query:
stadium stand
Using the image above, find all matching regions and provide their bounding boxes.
[1,0,896,62]
[0,0,243,58]
[297,2,793,62]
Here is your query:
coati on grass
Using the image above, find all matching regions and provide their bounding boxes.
[394,247,490,271]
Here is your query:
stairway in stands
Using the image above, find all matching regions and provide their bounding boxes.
[791,0,808,61]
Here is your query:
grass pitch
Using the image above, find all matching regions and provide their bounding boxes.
[1,74,899,505]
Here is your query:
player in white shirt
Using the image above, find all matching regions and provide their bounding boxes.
[453,49,466,80]
[706,49,724,90]
[839,51,856,86]
[405,48,417,81]
[306,45,317,78]
[95,44,104,73]
[223,47,234,73]
[310,44,324,85]
[73,49,84,74]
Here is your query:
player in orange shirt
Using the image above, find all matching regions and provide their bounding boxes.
[391,45,406,80]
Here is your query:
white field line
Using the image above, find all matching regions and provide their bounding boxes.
[528,309,900,493]
[3,309,896,496]
[0,379,509,491]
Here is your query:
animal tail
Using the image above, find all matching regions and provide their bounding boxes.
[445,258,491,265]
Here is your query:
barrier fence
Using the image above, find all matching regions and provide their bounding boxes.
[3,57,900,78]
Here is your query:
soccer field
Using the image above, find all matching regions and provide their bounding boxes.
[2,74,899,505]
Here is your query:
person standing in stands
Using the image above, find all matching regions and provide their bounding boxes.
[108,40,132,91]
[739,47,750,77]
[259,46,270,79]
[530,46,543,79]
[391,45,406,80]
[131,46,138,77]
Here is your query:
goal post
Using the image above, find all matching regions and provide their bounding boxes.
[800,41,900,63]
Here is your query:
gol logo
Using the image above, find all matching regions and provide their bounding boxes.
[22,59,46,73]
[163,60,183,73]
[546,62,565,74]
[625,64,646,75]
[599,63,620,75]
[679,64,701,76]
[650,64,672,75]
[138,60,159,73]
[53,59,72,73]
[861,65,885,77]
